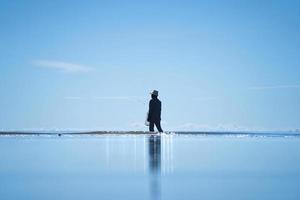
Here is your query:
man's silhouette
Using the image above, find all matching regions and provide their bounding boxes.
[147,90,163,133]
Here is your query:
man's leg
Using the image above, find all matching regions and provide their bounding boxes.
[149,122,155,132]
[155,121,163,133]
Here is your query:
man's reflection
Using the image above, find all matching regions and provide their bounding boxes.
[148,135,161,200]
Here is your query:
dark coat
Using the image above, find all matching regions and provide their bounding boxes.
[147,98,161,122]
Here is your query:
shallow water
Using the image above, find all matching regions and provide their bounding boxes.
[0,133,300,200]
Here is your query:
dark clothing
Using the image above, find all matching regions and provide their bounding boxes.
[147,98,163,132]
[149,121,163,133]
[147,98,161,122]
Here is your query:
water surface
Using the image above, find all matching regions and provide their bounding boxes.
[0,132,300,200]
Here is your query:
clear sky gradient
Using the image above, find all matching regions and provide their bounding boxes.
[0,0,299,131]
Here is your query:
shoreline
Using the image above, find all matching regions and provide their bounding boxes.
[0,130,300,137]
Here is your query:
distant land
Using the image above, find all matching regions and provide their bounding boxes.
[0,130,300,137]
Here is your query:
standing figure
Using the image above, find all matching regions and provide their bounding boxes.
[147,90,163,133]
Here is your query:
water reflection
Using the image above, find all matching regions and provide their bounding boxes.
[148,135,161,200]
[161,134,174,174]
[149,135,161,173]
[103,134,174,200]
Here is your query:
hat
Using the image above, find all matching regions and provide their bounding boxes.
[150,90,159,96]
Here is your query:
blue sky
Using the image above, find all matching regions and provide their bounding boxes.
[0,0,299,131]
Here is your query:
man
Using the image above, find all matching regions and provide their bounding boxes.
[147,90,163,133]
